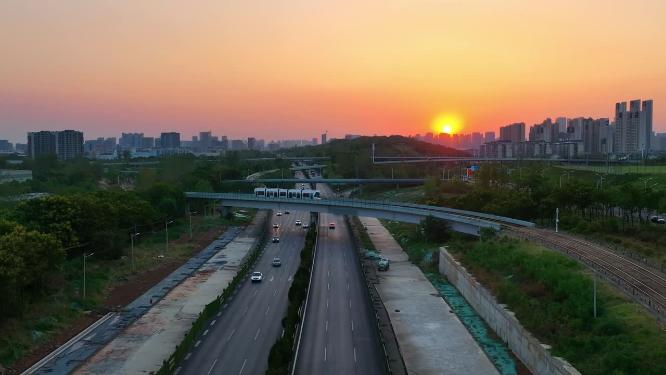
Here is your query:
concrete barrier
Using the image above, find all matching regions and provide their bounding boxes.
[438,248,581,375]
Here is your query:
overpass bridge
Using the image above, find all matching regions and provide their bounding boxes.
[185,192,533,236]
[227,178,427,185]
[289,164,327,171]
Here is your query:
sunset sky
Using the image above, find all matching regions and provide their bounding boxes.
[1,0,665,143]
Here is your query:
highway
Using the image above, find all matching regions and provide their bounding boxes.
[178,210,308,375]
[294,183,385,375]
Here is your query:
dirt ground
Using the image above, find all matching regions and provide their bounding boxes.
[9,224,229,374]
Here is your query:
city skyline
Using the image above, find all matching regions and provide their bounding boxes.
[2,1,666,143]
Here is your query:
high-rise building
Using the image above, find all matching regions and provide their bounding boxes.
[220,136,229,151]
[27,131,56,158]
[471,132,484,149]
[247,137,257,150]
[556,117,568,134]
[199,131,212,150]
[499,123,525,143]
[140,137,154,149]
[484,131,495,143]
[528,118,558,143]
[321,133,327,144]
[614,99,653,154]
[56,130,84,160]
[566,118,584,140]
[0,140,13,152]
[119,133,144,149]
[160,132,181,148]
[311,138,318,145]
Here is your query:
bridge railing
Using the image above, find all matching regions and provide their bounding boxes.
[184,192,531,229]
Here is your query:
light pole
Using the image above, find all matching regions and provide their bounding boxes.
[555,208,559,233]
[559,171,571,188]
[83,252,95,299]
[164,220,174,257]
[640,177,653,192]
[130,232,140,272]
[594,173,605,190]
[189,211,198,240]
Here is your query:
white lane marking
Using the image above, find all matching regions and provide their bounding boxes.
[351,320,354,332]
[270,275,274,282]
[265,305,270,315]
[354,347,357,363]
[184,352,192,361]
[324,346,327,362]
[327,269,330,278]
[253,289,258,297]
[288,276,292,282]
[203,329,209,336]
[239,358,247,375]
[210,319,216,326]
[349,299,352,309]
[228,328,236,341]
[217,312,221,317]
[325,320,328,332]
[347,282,350,291]
[195,340,202,348]
[327,282,330,291]
[273,288,278,296]
[207,358,218,375]
[254,328,261,341]
[326,298,329,309]
[174,367,181,375]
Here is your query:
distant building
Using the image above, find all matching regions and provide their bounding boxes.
[484,131,495,143]
[14,143,27,154]
[654,133,666,151]
[199,131,212,150]
[27,130,83,160]
[528,118,559,143]
[140,136,154,149]
[27,131,56,158]
[311,138,318,145]
[0,169,32,184]
[499,123,525,143]
[231,139,246,150]
[247,137,257,150]
[119,133,144,149]
[0,140,13,153]
[321,133,327,144]
[160,132,181,148]
[471,132,483,149]
[613,99,653,154]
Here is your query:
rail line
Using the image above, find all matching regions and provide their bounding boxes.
[505,226,666,321]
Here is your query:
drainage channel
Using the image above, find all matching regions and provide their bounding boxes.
[426,273,518,375]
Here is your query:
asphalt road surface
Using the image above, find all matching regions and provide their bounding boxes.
[294,183,385,375]
[179,210,308,375]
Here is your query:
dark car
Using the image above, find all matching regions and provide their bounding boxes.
[272,236,280,243]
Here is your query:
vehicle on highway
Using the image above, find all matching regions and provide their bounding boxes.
[272,257,282,267]
[285,210,290,214]
[377,258,390,271]
[273,223,279,229]
[650,216,665,224]
[254,187,321,199]
[302,223,309,229]
[272,236,280,243]
[329,222,336,229]
[276,211,283,216]
[250,272,263,282]
[295,219,302,226]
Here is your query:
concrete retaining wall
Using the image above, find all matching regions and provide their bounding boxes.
[438,248,580,375]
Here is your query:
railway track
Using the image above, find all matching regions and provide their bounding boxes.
[505,225,666,321]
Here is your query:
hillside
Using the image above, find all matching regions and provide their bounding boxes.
[283,135,469,179]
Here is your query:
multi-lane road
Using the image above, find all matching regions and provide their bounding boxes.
[179,210,308,375]
[294,183,385,375]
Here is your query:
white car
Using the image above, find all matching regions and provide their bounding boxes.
[295,220,302,226]
[329,222,336,229]
[251,272,263,282]
[302,223,309,229]
[273,223,280,229]
[276,212,283,216]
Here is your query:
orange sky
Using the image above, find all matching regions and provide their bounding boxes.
[1,0,665,143]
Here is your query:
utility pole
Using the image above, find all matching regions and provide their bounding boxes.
[593,275,597,318]
[83,252,95,299]
[555,208,559,233]
[130,232,140,272]
[164,220,174,257]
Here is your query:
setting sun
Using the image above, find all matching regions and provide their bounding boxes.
[431,113,463,135]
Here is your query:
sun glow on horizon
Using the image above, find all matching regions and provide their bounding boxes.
[431,113,463,135]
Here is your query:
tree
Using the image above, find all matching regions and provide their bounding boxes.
[419,215,451,243]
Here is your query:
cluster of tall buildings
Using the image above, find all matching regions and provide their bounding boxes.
[481,99,658,159]
[416,99,662,160]
[8,129,327,160]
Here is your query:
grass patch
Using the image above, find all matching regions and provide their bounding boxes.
[447,235,666,375]
[0,214,240,369]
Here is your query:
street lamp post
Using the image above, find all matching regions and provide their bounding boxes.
[83,252,95,299]
[130,232,140,272]
[189,211,198,240]
[164,220,174,256]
